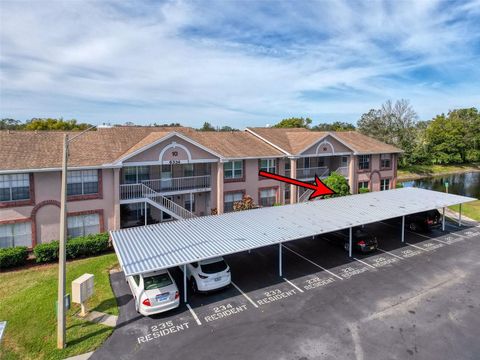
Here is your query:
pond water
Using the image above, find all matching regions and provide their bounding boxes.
[401,171,480,199]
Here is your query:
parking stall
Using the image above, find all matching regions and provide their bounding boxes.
[111,187,476,305]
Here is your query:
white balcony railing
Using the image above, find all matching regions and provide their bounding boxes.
[120,183,196,219]
[296,167,329,179]
[334,166,348,177]
[142,175,211,193]
[120,175,211,200]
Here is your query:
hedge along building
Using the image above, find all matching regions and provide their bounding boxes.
[0,126,402,249]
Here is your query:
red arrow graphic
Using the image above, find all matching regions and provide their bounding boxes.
[258,171,335,200]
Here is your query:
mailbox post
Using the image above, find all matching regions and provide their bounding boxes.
[72,274,95,317]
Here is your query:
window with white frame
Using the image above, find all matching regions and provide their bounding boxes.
[0,222,32,248]
[224,161,243,180]
[123,166,150,184]
[380,179,390,191]
[259,159,276,173]
[358,155,371,170]
[67,170,99,196]
[224,191,243,212]
[0,174,30,202]
[67,213,100,238]
[260,188,277,207]
[358,181,369,190]
[380,154,391,169]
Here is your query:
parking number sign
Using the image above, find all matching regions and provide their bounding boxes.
[0,321,6,343]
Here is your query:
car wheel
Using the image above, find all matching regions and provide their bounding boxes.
[409,222,417,231]
[190,278,198,293]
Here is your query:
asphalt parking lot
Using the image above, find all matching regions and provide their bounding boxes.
[92,218,480,360]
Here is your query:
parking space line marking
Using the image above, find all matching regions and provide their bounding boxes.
[377,248,403,260]
[405,242,428,251]
[352,257,376,269]
[231,282,259,308]
[283,245,344,281]
[283,278,304,293]
[186,304,202,326]
[378,221,451,245]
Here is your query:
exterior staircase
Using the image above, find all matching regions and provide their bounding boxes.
[140,184,196,220]
[298,189,313,203]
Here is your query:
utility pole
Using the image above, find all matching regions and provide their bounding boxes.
[57,134,68,349]
[57,125,97,349]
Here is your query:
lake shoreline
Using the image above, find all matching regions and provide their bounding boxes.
[398,166,480,182]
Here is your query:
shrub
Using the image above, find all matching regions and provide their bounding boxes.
[358,187,370,194]
[33,233,110,263]
[322,172,350,198]
[0,246,28,269]
[66,233,110,259]
[33,241,59,263]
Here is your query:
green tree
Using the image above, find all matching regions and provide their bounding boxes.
[322,172,350,197]
[219,126,239,132]
[24,118,92,131]
[273,117,312,128]
[199,122,216,131]
[152,122,182,127]
[311,121,355,131]
[0,118,22,130]
[424,110,471,164]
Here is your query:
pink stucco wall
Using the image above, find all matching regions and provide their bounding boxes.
[0,169,116,245]
[125,135,218,163]
[302,135,352,156]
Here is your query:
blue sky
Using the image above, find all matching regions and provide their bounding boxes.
[0,0,479,128]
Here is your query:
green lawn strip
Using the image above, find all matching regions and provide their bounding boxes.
[0,253,118,360]
[449,200,480,222]
[398,163,480,180]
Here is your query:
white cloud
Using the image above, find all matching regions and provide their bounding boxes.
[0,0,479,126]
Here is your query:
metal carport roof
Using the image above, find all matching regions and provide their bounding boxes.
[111,187,476,276]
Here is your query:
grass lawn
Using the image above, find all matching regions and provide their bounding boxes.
[398,163,480,180]
[0,253,119,360]
[450,200,480,222]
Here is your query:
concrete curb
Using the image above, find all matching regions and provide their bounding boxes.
[64,351,94,360]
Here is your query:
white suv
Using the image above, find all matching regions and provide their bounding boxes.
[183,257,231,293]
[127,269,180,316]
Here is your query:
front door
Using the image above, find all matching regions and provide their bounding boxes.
[161,165,172,191]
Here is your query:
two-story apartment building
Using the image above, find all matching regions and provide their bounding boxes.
[0,126,402,249]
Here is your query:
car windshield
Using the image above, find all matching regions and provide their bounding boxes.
[425,210,439,219]
[143,273,173,290]
[354,230,371,239]
[201,260,228,274]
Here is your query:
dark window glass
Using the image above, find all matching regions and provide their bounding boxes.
[143,273,173,290]
[201,260,228,274]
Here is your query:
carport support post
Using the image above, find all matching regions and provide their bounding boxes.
[183,264,187,303]
[349,227,352,258]
[459,204,462,226]
[144,202,147,226]
[442,207,446,231]
[279,243,283,277]
[401,216,405,243]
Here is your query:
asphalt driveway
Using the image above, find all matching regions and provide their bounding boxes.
[92,219,480,360]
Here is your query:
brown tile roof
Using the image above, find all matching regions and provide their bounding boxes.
[0,127,283,171]
[179,131,284,158]
[247,127,403,155]
[0,126,401,171]
[333,131,403,154]
[0,127,185,171]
